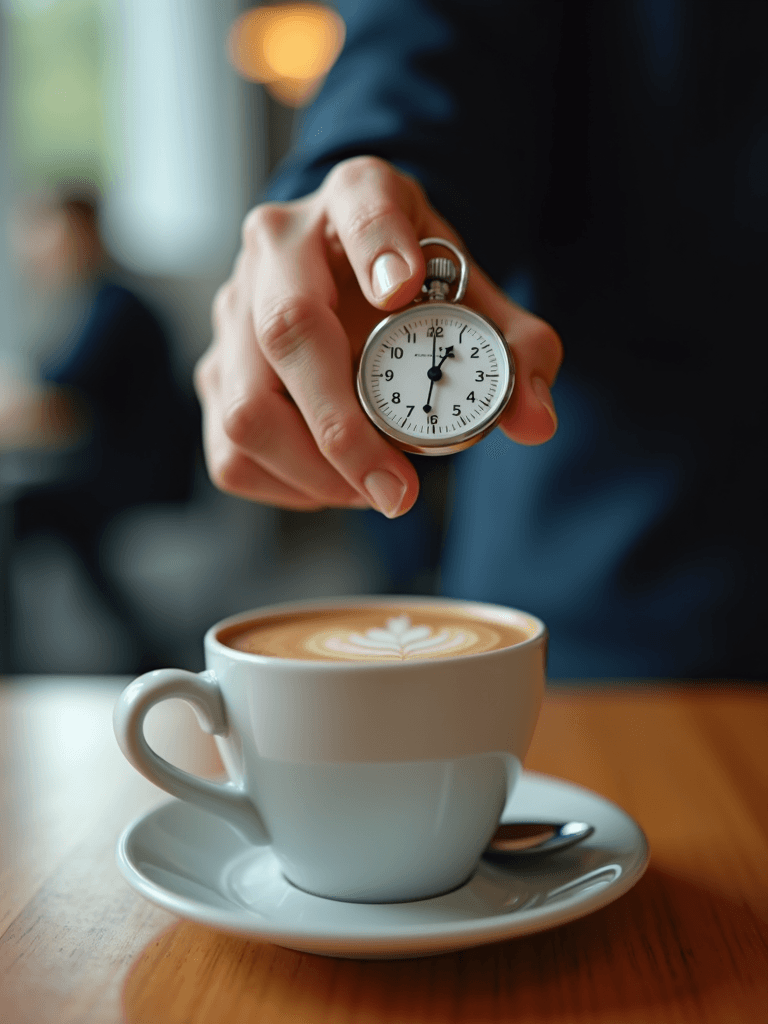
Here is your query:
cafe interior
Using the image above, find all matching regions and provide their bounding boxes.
[0,3,764,1022]
[0,0,403,675]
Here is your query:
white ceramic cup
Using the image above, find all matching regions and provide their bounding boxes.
[113,596,547,903]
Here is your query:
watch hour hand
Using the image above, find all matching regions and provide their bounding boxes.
[436,346,454,370]
[427,347,454,382]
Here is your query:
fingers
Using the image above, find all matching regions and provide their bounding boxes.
[244,199,420,517]
[215,255,366,505]
[196,347,366,510]
[467,267,563,446]
[499,321,561,445]
[323,157,426,310]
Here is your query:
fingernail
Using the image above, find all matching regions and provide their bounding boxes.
[363,469,407,518]
[531,375,558,433]
[372,252,411,301]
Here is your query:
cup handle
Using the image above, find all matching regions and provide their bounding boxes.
[113,668,268,844]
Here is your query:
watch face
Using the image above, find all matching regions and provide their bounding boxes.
[357,303,514,454]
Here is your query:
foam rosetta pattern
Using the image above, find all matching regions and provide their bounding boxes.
[304,615,488,661]
[222,605,530,662]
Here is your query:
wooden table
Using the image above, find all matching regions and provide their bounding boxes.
[0,678,765,1023]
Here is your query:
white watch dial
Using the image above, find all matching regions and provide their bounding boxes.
[357,303,514,454]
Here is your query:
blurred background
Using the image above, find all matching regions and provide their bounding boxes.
[0,0,438,675]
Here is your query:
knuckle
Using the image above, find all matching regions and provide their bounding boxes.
[400,168,425,201]
[241,203,292,249]
[328,155,389,191]
[344,201,401,246]
[330,156,425,214]
[314,408,357,462]
[208,447,251,496]
[222,394,270,450]
[256,294,318,365]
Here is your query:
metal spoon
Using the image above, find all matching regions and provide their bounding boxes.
[483,821,594,861]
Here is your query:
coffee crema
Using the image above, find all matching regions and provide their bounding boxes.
[219,604,530,662]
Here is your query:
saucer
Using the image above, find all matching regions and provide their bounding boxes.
[116,771,649,959]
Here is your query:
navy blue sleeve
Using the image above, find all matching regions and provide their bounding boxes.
[264,0,558,284]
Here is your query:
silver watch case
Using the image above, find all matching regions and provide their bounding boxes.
[356,302,515,456]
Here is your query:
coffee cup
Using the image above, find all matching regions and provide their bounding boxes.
[113,596,547,903]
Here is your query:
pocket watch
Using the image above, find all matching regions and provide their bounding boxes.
[356,238,515,455]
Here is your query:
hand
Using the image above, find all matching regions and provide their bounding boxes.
[195,156,562,517]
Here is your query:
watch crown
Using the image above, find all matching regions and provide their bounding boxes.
[425,257,457,285]
[424,257,457,300]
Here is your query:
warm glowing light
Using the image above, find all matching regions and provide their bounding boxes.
[228,4,345,107]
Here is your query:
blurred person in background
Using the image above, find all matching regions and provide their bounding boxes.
[2,186,199,670]
[196,1,766,679]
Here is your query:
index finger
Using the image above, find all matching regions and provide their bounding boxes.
[323,156,426,310]
[249,208,420,518]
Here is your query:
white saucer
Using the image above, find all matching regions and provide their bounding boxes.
[116,771,649,959]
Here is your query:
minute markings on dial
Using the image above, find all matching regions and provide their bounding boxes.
[361,308,509,442]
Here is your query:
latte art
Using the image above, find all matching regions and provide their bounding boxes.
[220,604,530,662]
[308,615,479,661]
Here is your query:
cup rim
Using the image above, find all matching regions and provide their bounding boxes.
[205,595,547,670]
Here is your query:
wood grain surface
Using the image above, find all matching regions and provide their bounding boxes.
[0,678,766,1024]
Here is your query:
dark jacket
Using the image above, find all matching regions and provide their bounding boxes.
[265,1,767,677]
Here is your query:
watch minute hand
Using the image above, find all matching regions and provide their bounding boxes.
[424,346,453,412]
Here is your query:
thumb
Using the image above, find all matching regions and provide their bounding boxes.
[468,269,562,446]
[498,310,561,445]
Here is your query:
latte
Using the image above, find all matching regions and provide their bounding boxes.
[219,602,531,662]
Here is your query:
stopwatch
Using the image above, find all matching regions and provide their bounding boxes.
[356,238,515,455]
